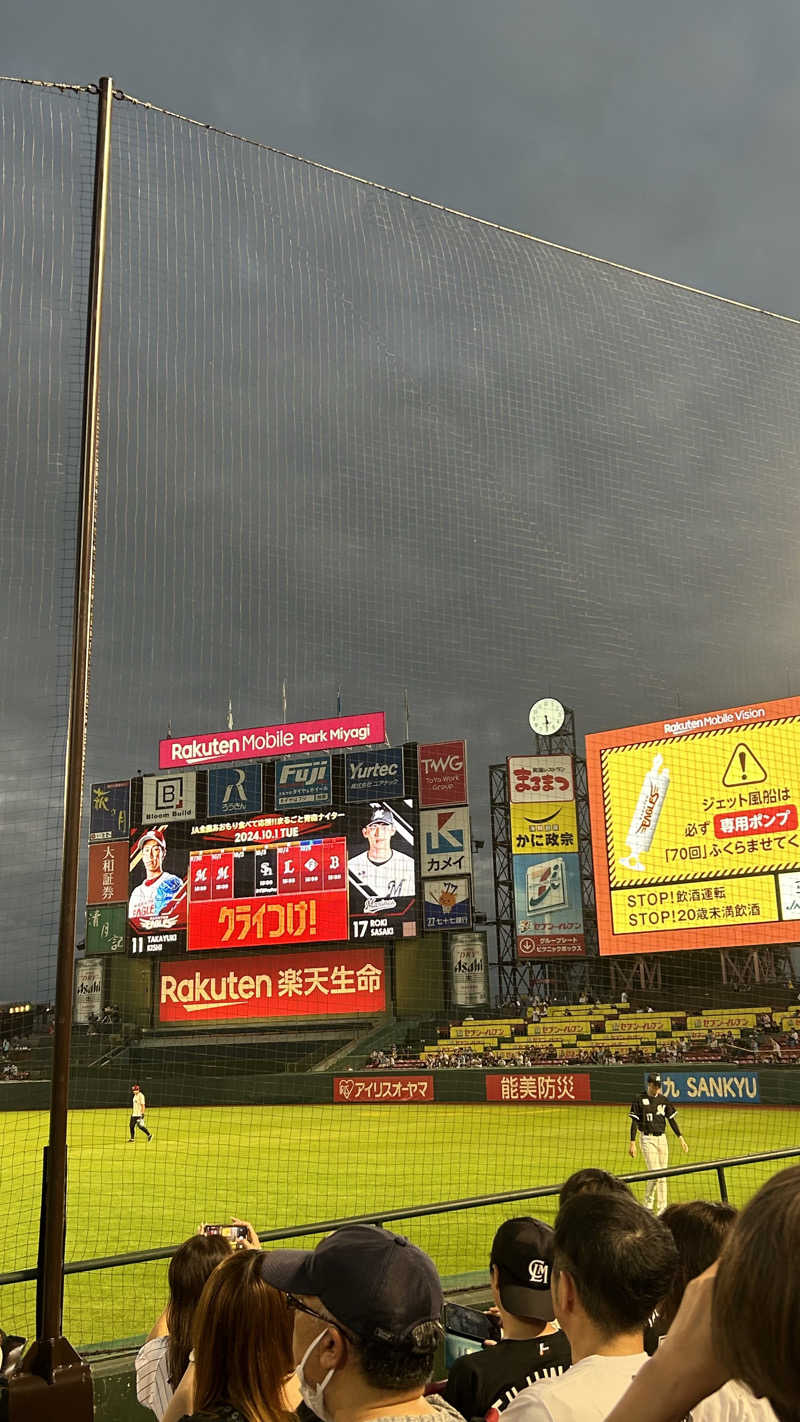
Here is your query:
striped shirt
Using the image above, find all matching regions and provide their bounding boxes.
[136,1335,173,1420]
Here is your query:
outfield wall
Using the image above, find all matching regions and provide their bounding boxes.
[2,1065,799,1112]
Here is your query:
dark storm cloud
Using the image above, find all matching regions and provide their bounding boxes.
[6,0,800,313]
[4,3,800,995]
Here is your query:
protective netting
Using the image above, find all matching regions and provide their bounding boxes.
[0,77,97,1337]
[2,80,800,1348]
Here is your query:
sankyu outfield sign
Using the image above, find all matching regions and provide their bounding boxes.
[647,1070,761,1103]
[159,712,386,769]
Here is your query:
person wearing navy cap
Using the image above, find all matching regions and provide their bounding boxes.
[259,1224,459,1422]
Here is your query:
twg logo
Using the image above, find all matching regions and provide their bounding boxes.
[420,752,463,775]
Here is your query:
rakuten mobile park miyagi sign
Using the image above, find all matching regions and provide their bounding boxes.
[160,712,387,768]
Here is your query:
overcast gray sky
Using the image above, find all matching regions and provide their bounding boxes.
[6,0,800,317]
[4,0,800,1000]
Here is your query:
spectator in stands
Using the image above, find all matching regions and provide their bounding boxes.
[646,1200,737,1352]
[137,1231,233,1420]
[620,992,628,1005]
[557,1170,633,1210]
[501,1193,677,1422]
[605,1165,800,1422]
[164,1247,299,1422]
[259,1223,460,1422]
[444,1218,571,1420]
[651,1200,776,1420]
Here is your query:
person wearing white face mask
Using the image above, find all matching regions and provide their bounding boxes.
[259,1224,462,1422]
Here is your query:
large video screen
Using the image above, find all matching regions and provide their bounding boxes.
[586,695,800,955]
[127,758,418,954]
[187,799,417,950]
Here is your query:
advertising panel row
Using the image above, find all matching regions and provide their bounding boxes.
[419,801,473,933]
[507,755,585,958]
[331,1073,592,1103]
[586,694,800,955]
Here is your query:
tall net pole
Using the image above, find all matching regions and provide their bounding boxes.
[8,75,112,1418]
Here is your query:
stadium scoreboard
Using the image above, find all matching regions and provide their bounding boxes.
[587,694,800,955]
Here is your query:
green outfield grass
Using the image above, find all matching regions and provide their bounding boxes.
[1,1101,796,1347]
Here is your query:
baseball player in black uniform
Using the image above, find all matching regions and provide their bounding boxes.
[629,1071,688,1213]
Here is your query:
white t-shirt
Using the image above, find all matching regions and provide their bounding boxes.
[132,1092,146,1117]
[502,1352,649,1422]
[136,1335,173,1420]
[690,1381,778,1422]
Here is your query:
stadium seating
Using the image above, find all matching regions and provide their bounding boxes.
[379,1002,800,1070]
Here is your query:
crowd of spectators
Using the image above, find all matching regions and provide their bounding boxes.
[0,1035,31,1080]
[129,1163,798,1422]
[366,994,800,1072]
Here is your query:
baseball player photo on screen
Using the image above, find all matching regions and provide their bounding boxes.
[128,825,188,954]
[346,800,418,941]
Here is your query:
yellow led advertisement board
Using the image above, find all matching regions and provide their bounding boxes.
[586,695,800,954]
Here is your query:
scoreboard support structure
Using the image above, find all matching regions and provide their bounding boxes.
[490,707,599,1002]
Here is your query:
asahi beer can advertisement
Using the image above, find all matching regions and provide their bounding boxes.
[74,957,105,1023]
[450,931,488,1006]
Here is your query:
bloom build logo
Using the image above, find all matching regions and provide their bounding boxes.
[158,948,386,1022]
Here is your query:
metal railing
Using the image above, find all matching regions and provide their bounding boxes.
[1,1146,797,1289]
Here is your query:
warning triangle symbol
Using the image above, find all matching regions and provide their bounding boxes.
[722,743,768,787]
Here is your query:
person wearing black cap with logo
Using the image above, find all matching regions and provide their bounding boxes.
[629,1072,688,1214]
[259,1223,462,1422]
[444,1219,571,1422]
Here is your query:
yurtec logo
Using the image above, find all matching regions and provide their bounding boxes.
[348,760,401,783]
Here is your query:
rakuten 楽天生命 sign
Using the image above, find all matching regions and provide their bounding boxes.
[159,947,386,1022]
[159,713,386,769]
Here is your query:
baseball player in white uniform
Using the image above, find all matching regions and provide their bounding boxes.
[348,806,415,901]
[129,1084,152,1142]
[629,1071,688,1212]
[128,828,183,924]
